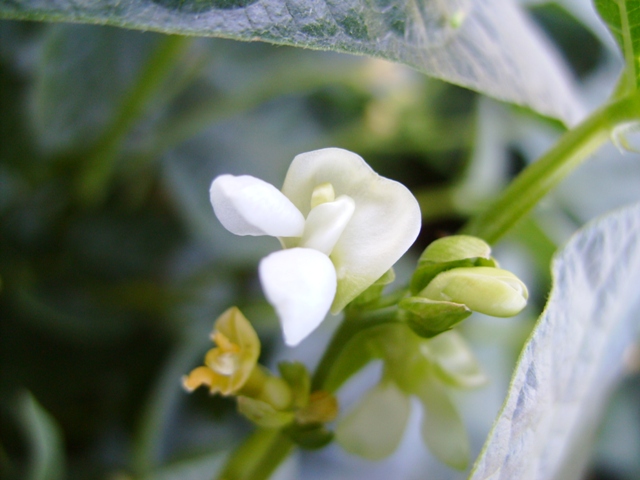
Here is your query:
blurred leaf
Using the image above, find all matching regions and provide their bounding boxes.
[17,392,66,480]
[1,0,583,124]
[594,0,640,93]
[31,25,161,153]
[132,321,214,476]
[469,202,640,480]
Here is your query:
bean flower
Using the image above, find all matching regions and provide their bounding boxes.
[210,148,421,346]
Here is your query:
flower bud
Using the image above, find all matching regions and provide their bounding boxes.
[411,235,497,293]
[419,267,528,317]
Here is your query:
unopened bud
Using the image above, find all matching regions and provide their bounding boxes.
[420,267,528,317]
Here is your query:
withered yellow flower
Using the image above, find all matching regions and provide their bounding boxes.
[183,307,260,396]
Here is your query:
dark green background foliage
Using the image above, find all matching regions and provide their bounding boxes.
[0,2,638,479]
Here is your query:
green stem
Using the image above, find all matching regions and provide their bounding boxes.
[312,306,399,392]
[216,428,294,480]
[462,91,640,243]
[78,34,192,204]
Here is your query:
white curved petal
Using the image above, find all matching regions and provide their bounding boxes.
[210,174,305,237]
[259,248,336,346]
[299,195,355,255]
[282,148,421,312]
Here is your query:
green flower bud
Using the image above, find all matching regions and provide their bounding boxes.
[411,235,497,294]
[420,267,528,317]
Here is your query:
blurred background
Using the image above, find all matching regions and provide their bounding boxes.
[1,1,639,479]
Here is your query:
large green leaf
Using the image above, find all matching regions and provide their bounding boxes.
[469,202,640,480]
[1,0,583,124]
[595,0,640,92]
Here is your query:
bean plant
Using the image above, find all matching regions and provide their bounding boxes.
[1,1,639,480]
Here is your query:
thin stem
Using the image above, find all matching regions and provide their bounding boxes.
[78,34,192,204]
[215,428,294,480]
[312,306,399,392]
[462,91,640,244]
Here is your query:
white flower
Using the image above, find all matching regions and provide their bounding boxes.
[210,148,421,346]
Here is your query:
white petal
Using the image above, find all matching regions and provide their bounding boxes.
[210,174,305,237]
[259,248,336,346]
[281,148,421,312]
[299,195,355,255]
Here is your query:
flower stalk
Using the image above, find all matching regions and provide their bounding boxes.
[462,90,640,243]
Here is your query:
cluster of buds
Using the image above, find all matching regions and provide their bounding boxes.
[333,235,528,468]
[399,235,528,338]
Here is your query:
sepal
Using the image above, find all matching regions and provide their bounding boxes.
[236,396,295,428]
[348,268,396,309]
[278,361,311,409]
[285,423,334,450]
[295,391,338,425]
[399,296,472,338]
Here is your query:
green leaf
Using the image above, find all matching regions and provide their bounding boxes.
[469,202,640,480]
[1,0,584,124]
[17,392,66,480]
[594,0,640,93]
